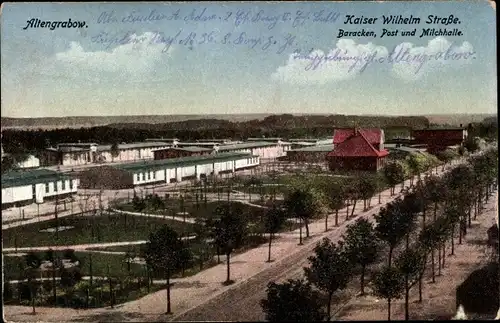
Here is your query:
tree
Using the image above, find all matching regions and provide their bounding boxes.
[143,225,192,314]
[284,187,320,241]
[395,247,426,320]
[1,154,19,173]
[358,174,378,211]
[406,153,427,185]
[372,265,405,321]
[435,149,457,170]
[327,182,345,227]
[425,175,445,222]
[375,200,412,266]
[150,194,165,211]
[60,267,83,306]
[264,204,287,262]
[463,136,480,153]
[211,203,248,284]
[132,194,146,215]
[384,162,406,195]
[24,252,42,314]
[260,279,327,322]
[304,238,353,321]
[343,218,380,295]
[345,178,362,217]
[110,142,120,161]
[43,248,61,302]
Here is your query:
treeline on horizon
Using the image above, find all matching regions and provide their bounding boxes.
[1,114,497,155]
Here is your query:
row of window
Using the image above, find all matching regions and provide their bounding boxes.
[44,180,75,193]
[247,158,258,164]
[136,171,156,182]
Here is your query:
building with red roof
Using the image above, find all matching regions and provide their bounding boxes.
[333,128,385,151]
[412,125,468,153]
[327,128,389,171]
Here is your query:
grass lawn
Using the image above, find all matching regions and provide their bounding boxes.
[115,199,269,219]
[2,213,196,248]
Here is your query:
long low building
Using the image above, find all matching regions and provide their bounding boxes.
[216,141,291,159]
[42,142,170,166]
[284,145,333,162]
[78,152,260,190]
[1,169,79,209]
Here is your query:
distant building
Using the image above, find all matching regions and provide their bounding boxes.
[1,154,40,169]
[247,137,283,143]
[1,168,78,209]
[217,141,291,160]
[285,145,333,163]
[412,125,468,153]
[154,147,213,159]
[17,154,40,169]
[41,142,170,166]
[327,128,389,171]
[289,138,334,150]
[384,144,427,160]
[78,152,260,190]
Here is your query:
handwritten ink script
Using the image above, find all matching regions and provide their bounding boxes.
[292,44,476,74]
[89,8,477,74]
[96,8,341,30]
[91,8,340,54]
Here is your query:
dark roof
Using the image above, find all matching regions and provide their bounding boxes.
[218,142,277,150]
[333,128,382,145]
[413,127,465,131]
[156,147,213,153]
[112,152,255,172]
[328,132,389,157]
[2,168,70,188]
[97,142,169,151]
[289,145,333,152]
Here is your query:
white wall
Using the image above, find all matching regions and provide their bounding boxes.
[43,179,77,197]
[61,152,92,166]
[132,170,163,185]
[2,178,78,206]
[17,155,40,169]
[197,163,213,175]
[179,165,196,178]
[2,185,31,204]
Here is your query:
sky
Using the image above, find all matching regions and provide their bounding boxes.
[1,1,497,118]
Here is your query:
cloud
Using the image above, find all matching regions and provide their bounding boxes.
[272,39,388,85]
[54,32,174,79]
[390,37,476,82]
[272,37,475,84]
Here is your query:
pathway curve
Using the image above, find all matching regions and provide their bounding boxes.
[2,158,472,322]
[2,235,196,253]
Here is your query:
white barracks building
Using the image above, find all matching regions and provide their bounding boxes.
[1,169,79,209]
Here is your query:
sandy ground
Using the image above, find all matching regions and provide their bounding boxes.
[3,162,455,323]
[337,189,498,321]
[3,158,478,322]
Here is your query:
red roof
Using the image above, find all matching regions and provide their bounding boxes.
[333,128,382,145]
[328,131,389,157]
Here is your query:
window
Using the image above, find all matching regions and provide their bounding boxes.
[71,180,74,190]
[62,180,66,190]
[45,183,50,193]
[153,172,156,179]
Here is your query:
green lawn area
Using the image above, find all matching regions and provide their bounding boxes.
[2,213,196,248]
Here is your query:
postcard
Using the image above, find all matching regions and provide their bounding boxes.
[1,1,498,323]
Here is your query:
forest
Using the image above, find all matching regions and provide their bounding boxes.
[1,114,497,156]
